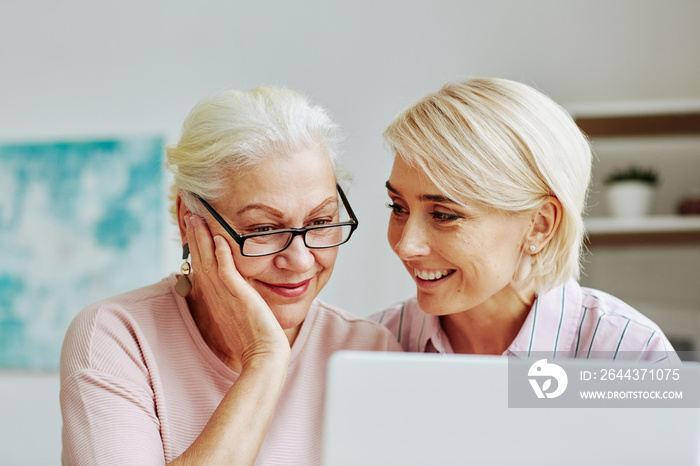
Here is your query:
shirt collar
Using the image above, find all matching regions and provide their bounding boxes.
[418,312,454,354]
[506,280,583,359]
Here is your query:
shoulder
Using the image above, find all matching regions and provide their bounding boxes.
[60,279,182,464]
[64,278,176,343]
[578,285,664,332]
[369,296,421,326]
[61,277,178,377]
[368,297,439,352]
[368,297,424,338]
[574,284,676,360]
[536,280,665,334]
[308,300,402,351]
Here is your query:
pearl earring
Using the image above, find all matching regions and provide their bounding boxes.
[175,243,192,297]
[529,245,536,252]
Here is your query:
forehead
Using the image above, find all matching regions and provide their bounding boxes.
[387,157,450,199]
[223,147,338,214]
[389,156,431,186]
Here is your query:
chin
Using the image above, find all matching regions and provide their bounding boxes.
[270,302,313,330]
[416,292,464,317]
[415,293,445,316]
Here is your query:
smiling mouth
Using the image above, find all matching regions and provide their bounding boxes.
[413,268,455,281]
[262,279,312,298]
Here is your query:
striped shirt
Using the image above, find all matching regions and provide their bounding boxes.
[60,274,400,465]
[370,280,678,362]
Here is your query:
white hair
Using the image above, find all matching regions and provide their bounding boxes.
[165,86,346,222]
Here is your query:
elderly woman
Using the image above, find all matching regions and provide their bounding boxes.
[372,78,677,361]
[60,87,399,465]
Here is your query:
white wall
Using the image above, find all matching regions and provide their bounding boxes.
[1,1,699,464]
[0,373,61,466]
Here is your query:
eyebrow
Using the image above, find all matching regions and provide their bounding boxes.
[309,197,339,216]
[236,196,338,218]
[237,204,284,218]
[385,180,458,205]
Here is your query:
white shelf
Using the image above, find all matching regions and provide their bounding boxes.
[566,99,700,118]
[585,216,700,235]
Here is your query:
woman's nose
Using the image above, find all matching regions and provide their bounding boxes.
[391,218,430,260]
[274,234,315,272]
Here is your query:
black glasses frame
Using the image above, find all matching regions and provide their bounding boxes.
[196,184,359,257]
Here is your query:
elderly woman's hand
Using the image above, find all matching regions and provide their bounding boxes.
[185,214,290,372]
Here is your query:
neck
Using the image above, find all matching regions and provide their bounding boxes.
[440,282,536,355]
[283,326,301,347]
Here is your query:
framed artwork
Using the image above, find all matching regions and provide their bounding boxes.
[0,137,164,370]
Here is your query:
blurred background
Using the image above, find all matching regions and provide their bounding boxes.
[1,0,699,463]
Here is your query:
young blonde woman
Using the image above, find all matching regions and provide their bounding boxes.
[60,86,399,465]
[372,78,677,362]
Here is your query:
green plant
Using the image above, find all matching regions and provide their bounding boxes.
[604,166,659,186]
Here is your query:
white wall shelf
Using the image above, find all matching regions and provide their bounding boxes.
[571,102,700,245]
[585,216,700,244]
[568,100,700,138]
[586,215,700,234]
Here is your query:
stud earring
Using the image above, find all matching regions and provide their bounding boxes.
[175,243,192,297]
[529,245,536,252]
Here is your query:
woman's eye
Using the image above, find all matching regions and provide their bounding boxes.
[431,211,462,222]
[310,218,333,226]
[247,225,277,234]
[386,202,407,215]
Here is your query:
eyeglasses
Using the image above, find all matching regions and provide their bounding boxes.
[196,184,359,257]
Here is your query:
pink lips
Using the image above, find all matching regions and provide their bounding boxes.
[262,279,312,298]
[414,272,453,289]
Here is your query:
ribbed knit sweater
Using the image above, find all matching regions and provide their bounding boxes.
[60,274,400,465]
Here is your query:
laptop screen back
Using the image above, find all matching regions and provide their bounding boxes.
[322,351,700,466]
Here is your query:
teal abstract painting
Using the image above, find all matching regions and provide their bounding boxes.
[0,137,164,370]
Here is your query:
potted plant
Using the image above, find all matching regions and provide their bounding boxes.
[604,165,659,217]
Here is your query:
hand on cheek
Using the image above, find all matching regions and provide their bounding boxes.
[185,214,290,370]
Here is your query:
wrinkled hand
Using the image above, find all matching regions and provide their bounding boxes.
[185,214,290,371]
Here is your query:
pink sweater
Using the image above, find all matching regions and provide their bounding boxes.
[60,274,400,465]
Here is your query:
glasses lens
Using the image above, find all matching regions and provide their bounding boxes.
[239,224,355,256]
[242,231,293,256]
[305,224,354,248]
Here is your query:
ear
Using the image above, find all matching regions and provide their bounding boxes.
[176,192,190,247]
[525,196,562,254]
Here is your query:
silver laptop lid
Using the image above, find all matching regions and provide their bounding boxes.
[322,351,700,466]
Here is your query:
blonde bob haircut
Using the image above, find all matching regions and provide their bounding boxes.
[166,86,344,222]
[383,78,592,293]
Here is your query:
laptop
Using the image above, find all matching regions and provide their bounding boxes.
[322,351,700,466]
